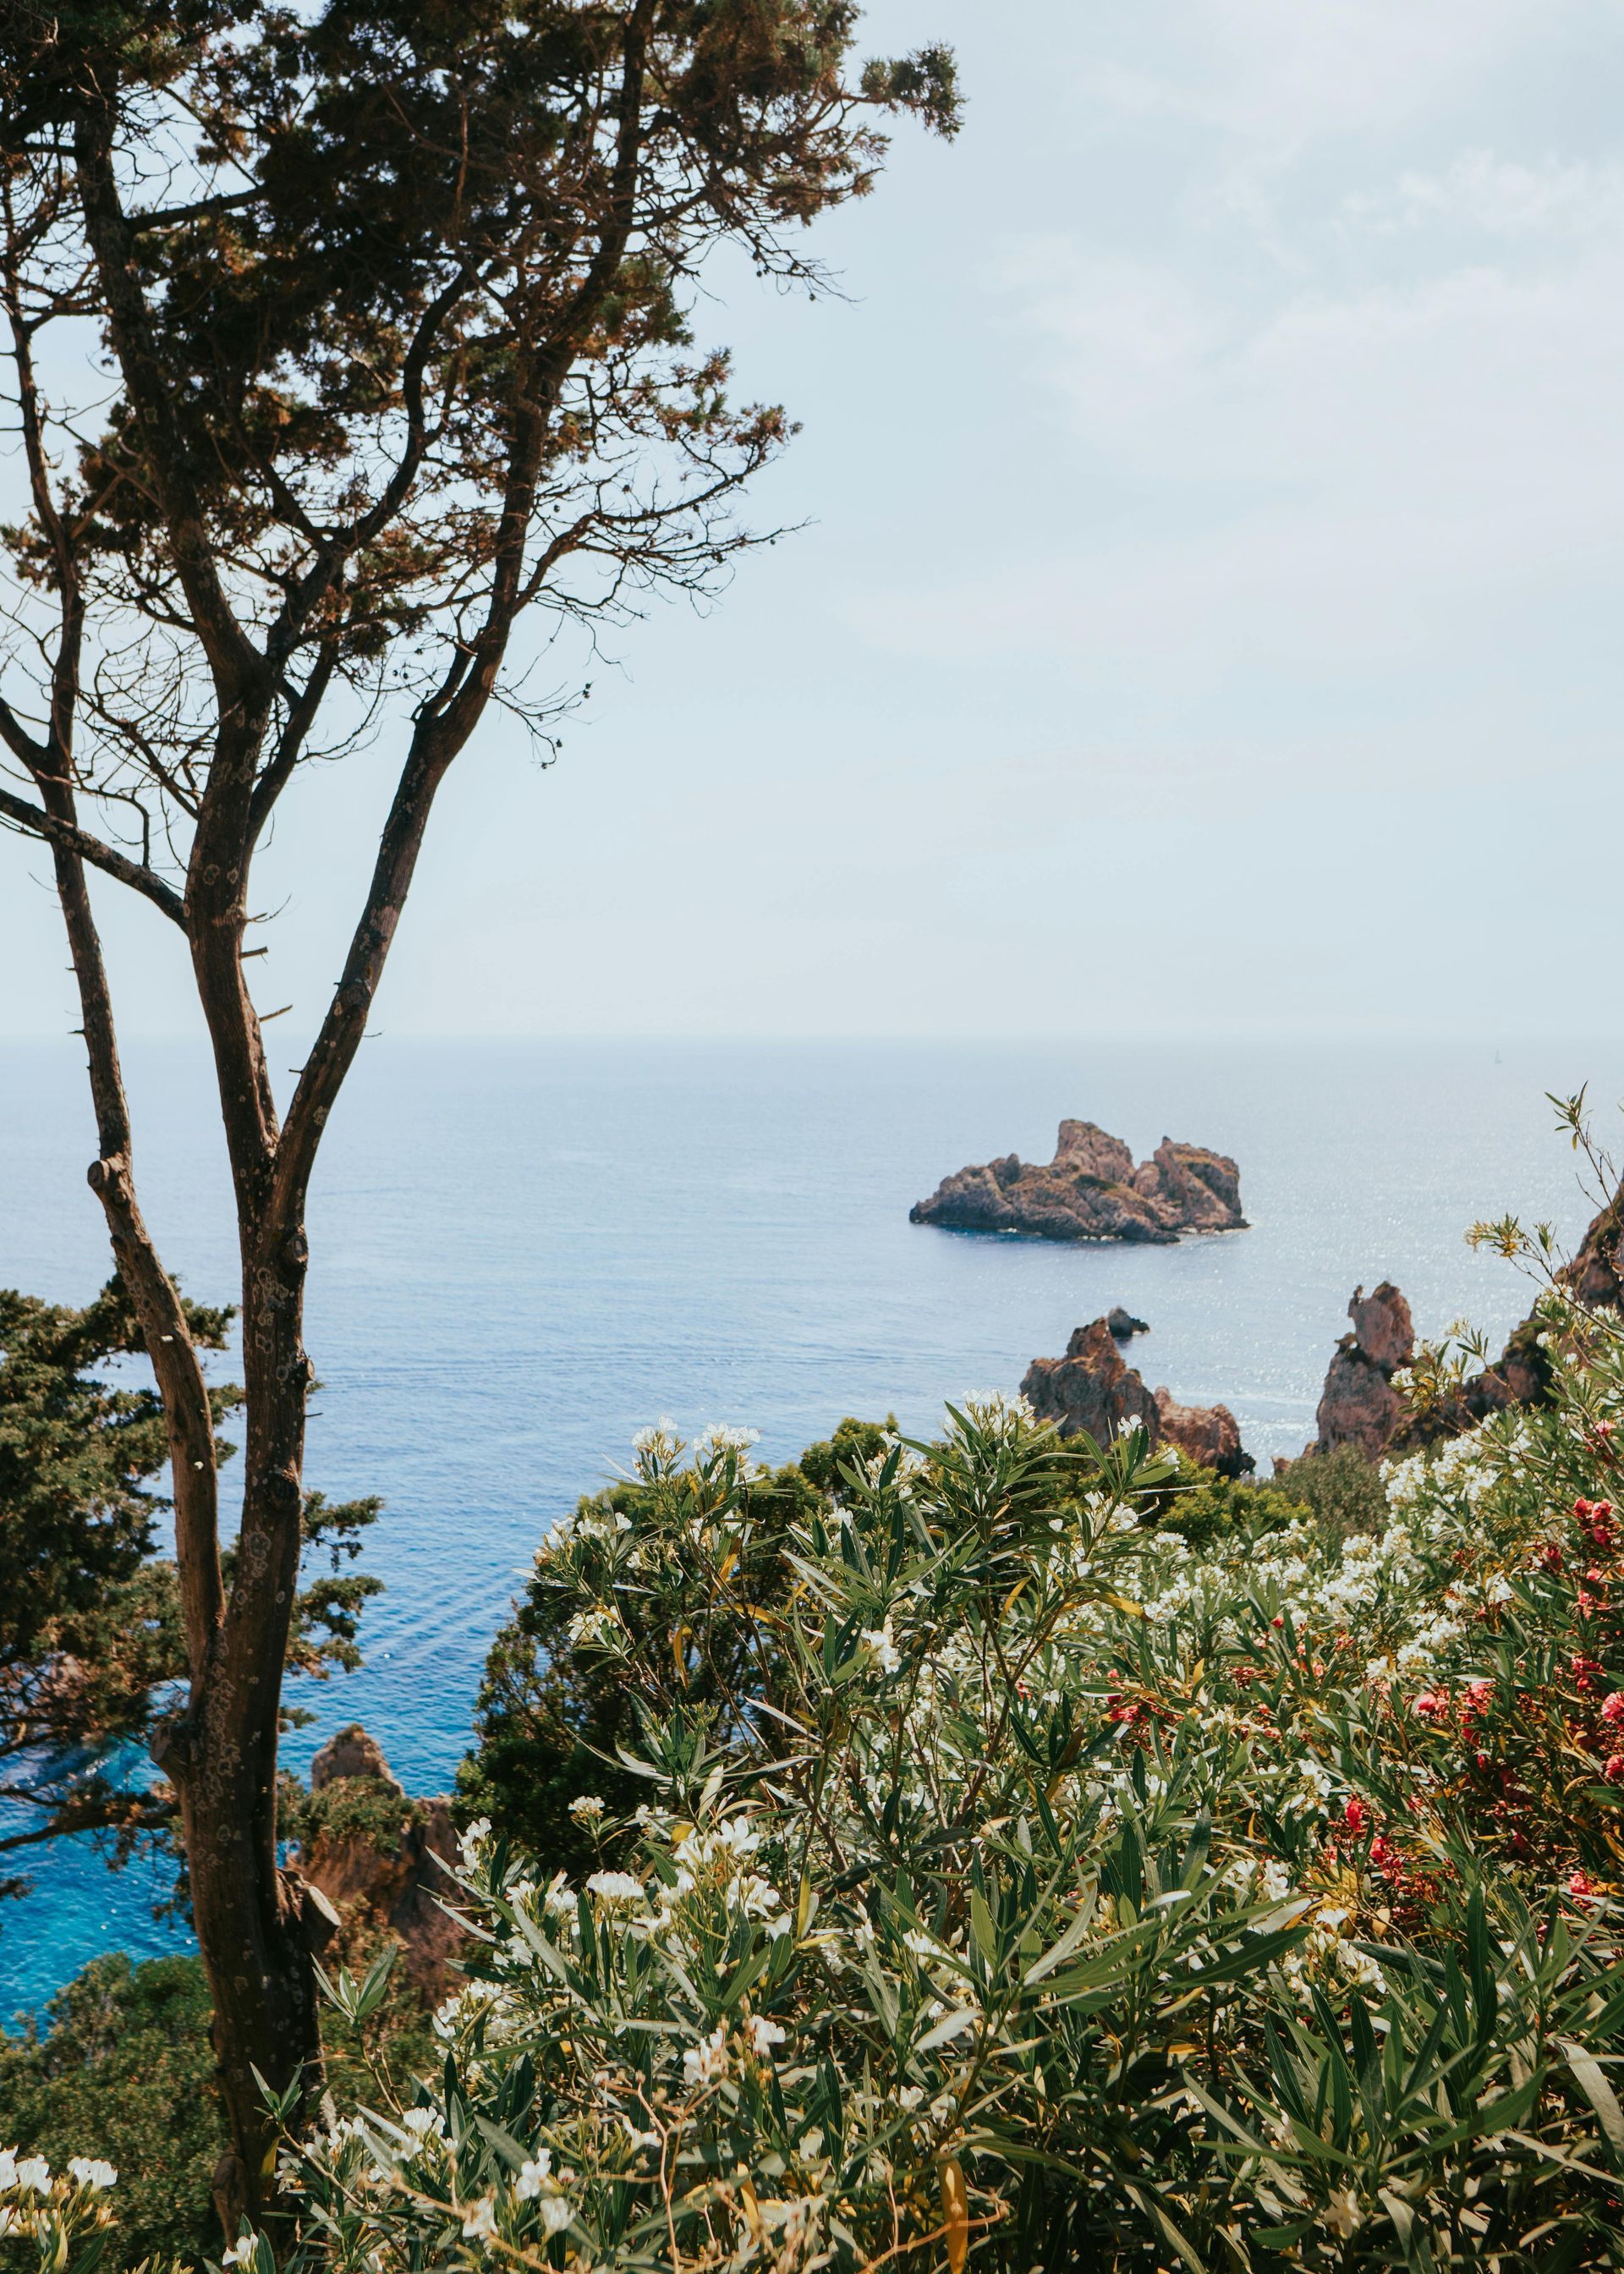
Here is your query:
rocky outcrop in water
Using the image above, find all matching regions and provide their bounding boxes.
[1306,1207,1624,1464]
[1022,1318,1253,1477]
[295,1723,464,1995]
[1023,1320,1160,1442]
[911,1121,1246,1244]
[1314,1283,1413,1458]
[1154,1386,1249,1475]
[1107,1307,1149,1342]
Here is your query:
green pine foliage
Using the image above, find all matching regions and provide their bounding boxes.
[0,1954,221,2266]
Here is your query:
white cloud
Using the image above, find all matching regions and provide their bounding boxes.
[854,234,1624,670]
[1341,152,1624,239]
[1080,0,1565,151]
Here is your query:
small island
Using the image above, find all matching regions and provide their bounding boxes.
[909,1118,1247,1244]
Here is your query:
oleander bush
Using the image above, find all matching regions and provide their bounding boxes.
[187,1258,1624,2274]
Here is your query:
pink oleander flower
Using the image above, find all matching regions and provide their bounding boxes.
[1605,1755,1624,1786]
[1343,1798,1367,1835]
[1602,1693,1624,1726]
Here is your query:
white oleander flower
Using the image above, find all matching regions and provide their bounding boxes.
[749,2013,787,2055]
[567,1793,606,1822]
[14,2159,49,2196]
[566,1605,622,1651]
[683,2025,730,2087]
[67,2159,116,2191]
[861,1619,902,1676]
[586,1870,645,1904]
[221,2238,256,2267]
[694,1422,760,1457]
[514,2150,552,2198]
[461,2195,498,2240]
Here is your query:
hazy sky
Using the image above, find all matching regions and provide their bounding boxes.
[4,0,1621,1041]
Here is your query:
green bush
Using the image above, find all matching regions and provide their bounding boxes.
[1273,1441,1391,1541]
[0,1953,221,2266]
[458,1418,892,1876]
[242,1316,1624,2271]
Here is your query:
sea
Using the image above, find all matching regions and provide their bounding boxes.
[2,1032,1621,2014]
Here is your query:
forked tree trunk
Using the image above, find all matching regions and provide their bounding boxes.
[64,876,330,2227]
[154,1222,332,2232]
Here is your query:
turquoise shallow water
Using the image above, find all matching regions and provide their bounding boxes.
[2,1032,1621,2011]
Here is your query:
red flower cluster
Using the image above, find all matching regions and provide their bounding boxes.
[1577,1498,1616,1553]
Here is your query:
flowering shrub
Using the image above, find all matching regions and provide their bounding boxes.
[0,2143,119,2266]
[193,1302,1624,2273]
[26,1154,1624,2269]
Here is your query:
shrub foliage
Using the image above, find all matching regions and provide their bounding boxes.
[16,1211,1624,2270]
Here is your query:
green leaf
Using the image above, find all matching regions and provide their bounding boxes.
[1561,2040,1624,2151]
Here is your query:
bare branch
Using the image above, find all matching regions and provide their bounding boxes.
[0,783,185,922]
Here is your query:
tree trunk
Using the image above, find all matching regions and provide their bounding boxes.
[167,1738,324,2235]
[168,1208,329,2228]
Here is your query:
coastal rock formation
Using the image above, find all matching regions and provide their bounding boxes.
[1107,1306,1149,1342]
[1408,1184,1623,1442]
[1023,1320,1160,1442]
[1314,1283,1413,1458]
[910,1121,1247,1245]
[1154,1385,1250,1476]
[1565,1182,1624,1315]
[296,1723,464,1995]
[1023,1318,1253,1477]
[311,1722,403,1795]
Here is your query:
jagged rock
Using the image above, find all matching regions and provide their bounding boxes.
[310,1722,403,1796]
[1418,1182,1622,1441]
[1564,1182,1624,1314]
[1314,1283,1414,1459]
[296,1725,464,1996]
[1023,1319,1253,1475]
[1154,1387,1254,1479]
[1347,1283,1414,1373]
[1023,1320,1160,1441]
[911,1123,1246,1244]
[1107,1307,1149,1342]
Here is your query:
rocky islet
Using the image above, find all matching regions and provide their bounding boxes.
[910,1119,1247,1244]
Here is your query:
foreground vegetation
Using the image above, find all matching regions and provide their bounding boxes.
[14,1241,1624,2266]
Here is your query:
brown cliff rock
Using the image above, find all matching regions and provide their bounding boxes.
[311,1722,403,1795]
[1154,1387,1251,1477]
[296,1725,464,1996]
[1023,1321,1160,1442]
[1564,1182,1624,1314]
[912,1123,1247,1244]
[1023,1319,1254,1476]
[1425,1182,1620,1436]
[1314,1283,1414,1459]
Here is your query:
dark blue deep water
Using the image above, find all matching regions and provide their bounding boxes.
[3,1033,1622,2010]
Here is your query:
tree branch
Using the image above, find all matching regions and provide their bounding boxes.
[128,188,261,234]
[0,783,186,923]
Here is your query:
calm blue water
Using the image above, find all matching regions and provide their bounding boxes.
[2,1033,1621,2010]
